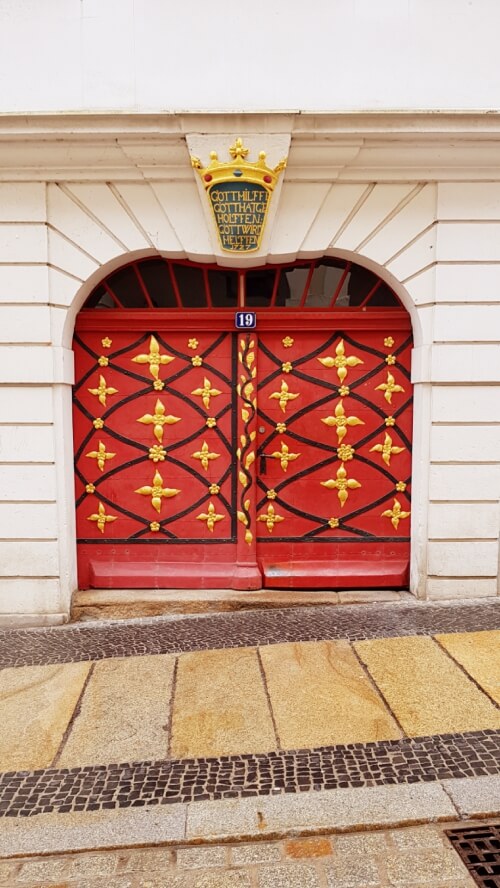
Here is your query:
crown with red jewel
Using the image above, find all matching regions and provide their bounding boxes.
[191,138,287,192]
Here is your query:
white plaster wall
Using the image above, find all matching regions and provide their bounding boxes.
[0,0,499,114]
[1,150,500,620]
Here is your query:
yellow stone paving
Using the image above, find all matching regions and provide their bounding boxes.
[0,662,91,772]
[435,630,500,705]
[171,647,276,758]
[354,635,500,737]
[58,654,176,768]
[260,640,402,748]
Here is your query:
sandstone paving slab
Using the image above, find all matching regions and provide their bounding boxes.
[260,639,402,748]
[436,629,500,704]
[443,774,500,816]
[58,654,175,768]
[0,661,91,772]
[0,804,186,858]
[257,862,322,887]
[354,634,500,736]
[171,646,276,758]
[185,782,457,842]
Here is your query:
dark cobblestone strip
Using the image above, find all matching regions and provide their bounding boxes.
[1,600,500,668]
[1,729,499,818]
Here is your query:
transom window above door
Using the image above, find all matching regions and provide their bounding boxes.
[82,257,403,311]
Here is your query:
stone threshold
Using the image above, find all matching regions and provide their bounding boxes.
[1,777,498,858]
[71,587,413,622]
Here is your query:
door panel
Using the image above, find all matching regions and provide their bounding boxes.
[73,330,238,588]
[255,329,412,587]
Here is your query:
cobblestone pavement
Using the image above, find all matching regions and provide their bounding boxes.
[1,599,500,668]
[0,824,478,887]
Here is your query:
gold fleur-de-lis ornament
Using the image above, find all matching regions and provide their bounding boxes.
[135,470,180,513]
[321,400,364,443]
[382,498,410,530]
[132,335,174,382]
[321,463,361,507]
[369,432,405,467]
[271,441,300,472]
[88,375,118,407]
[85,440,116,472]
[191,377,222,410]
[87,501,117,533]
[197,502,224,532]
[376,371,405,405]
[137,399,180,443]
[268,380,300,414]
[318,339,363,384]
[258,504,285,533]
[192,440,220,471]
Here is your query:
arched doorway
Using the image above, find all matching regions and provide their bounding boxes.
[73,256,413,590]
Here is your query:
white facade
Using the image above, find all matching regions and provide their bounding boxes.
[0,2,500,623]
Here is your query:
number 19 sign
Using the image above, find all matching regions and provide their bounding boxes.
[235,311,256,329]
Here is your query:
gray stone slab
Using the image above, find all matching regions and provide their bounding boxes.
[186,783,457,842]
[442,774,500,817]
[0,805,186,858]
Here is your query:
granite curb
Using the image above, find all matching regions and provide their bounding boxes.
[1,777,498,859]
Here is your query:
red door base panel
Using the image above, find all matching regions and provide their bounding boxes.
[88,560,262,591]
[260,559,409,590]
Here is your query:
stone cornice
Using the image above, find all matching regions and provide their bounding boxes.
[1,112,500,181]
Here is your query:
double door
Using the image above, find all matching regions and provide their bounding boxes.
[73,319,412,589]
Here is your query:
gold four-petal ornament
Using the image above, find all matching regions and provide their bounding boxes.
[85,440,116,472]
[272,441,300,472]
[87,501,117,533]
[88,375,118,407]
[135,470,180,513]
[268,380,300,414]
[132,335,174,382]
[321,463,361,507]
[192,440,220,471]
[258,503,285,533]
[321,399,364,442]
[375,371,405,405]
[191,377,222,410]
[369,432,405,467]
[382,498,410,530]
[137,399,180,443]
[317,339,364,384]
[197,501,224,532]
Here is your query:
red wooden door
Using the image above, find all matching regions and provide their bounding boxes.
[73,257,413,591]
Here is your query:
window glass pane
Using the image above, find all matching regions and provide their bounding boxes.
[244,270,277,306]
[83,285,115,309]
[108,267,148,308]
[173,265,207,307]
[139,260,178,307]
[208,269,238,307]
[305,262,348,307]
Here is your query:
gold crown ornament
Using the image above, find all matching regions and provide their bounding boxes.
[191,138,287,253]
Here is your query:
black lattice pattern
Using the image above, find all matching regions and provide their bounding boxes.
[447,824,500,887]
